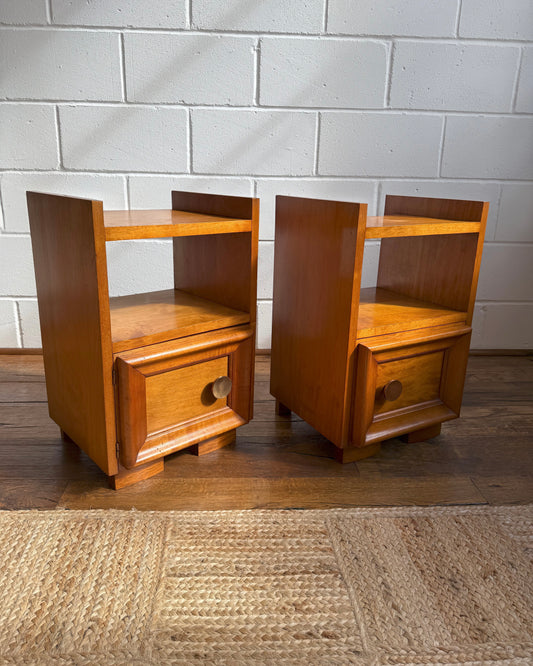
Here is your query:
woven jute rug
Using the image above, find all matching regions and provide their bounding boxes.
[0,506,531,665]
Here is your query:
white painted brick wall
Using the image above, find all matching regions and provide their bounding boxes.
[191,0,324,34]
[59,106,188,172]
[124,34,255,105]
[260,38,388,108]
[0,301,19,347]
[441,116,533,179]
[0,105,58,169]
[0,0,47,25]
[516,48,533,112]
[327,0,458,37]
[192,110,316,175]
[459,0,533,40]
[51,0,187,29]
[319,113,443,176]
[390,43,519,112]
[0,0,532,349]
[0,30,122,101]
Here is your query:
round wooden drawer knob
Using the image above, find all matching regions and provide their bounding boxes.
[382,380,403,401]
[212,376,232,399]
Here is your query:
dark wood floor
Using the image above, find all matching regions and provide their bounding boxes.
[0,354,531,510]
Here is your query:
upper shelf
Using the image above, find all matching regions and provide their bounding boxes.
[365,215,481,239]
[104,209,252,241]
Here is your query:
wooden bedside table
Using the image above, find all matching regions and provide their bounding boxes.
[270,195,488,462]
[27,190,258,488]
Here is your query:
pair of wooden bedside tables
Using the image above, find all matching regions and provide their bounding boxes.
[27,191,487,488]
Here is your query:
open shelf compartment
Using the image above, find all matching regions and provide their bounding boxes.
[110,289,250,354]
[357,287,467,338]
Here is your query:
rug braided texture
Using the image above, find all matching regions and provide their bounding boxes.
[0,505,531,665]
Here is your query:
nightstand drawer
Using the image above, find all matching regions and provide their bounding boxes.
[115,326,253,468]
[352,330,471,448]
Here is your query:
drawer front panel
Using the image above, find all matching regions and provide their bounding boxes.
[374,350,444,415]
[116,326,254,468]
[146,356,228,433]
[352,331,471,448]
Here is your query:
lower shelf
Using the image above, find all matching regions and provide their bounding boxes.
[357,287,467,339]
[110,288,250,353]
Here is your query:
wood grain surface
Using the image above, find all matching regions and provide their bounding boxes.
[2,353,531,509]
[27,192,118,476]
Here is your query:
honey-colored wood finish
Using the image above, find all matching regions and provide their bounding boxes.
[111,459,165,490]
[104,209,251,241]
[116,326,253,469]
[189,429,236,456]
[172,191,259,323]
[270,196,367,447]
[365,215,481,239]
[110,289,249,353]
[27,192,118,476]
[270,194,488,462]
[357,287,467,338]
[27,190,258,488]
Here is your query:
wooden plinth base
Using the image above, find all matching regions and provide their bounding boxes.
[276,400,291,416]
[110,459,164,490]
[333,441,381,463]
[400,423,442,444]
[189,429,236,456]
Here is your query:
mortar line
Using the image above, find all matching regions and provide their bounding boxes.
[119,32,127,102]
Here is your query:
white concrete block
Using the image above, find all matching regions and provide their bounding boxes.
[125,33,254,105]
[0,236,37,296]
[0,0,47,24]
[1,173,126,233]
[379,181,500,240]
[496,184,533,242]
[59,106,188,172]
[476,244,533,301]
[0,301,19,347]
[0,105,58,169]
[260,38,387,109]
[192,110,316,176]
[129,176,253,209]
[441,116,533,179]
[327,0,458,37]
[390,42,519,112]
[106,240,174,297]
[256,300,273,350]
[256,179,377,240]
[516,48,533,113]
[18,299,41,347]
[0,30,122,101]
[460,0,533,40]
[51,0,186,28]
[258,241,274,299]
[470,303,486,350]
[192,0,324,33]
[361,240,380,287]
[480,303,533,349]
[319,113,442,177]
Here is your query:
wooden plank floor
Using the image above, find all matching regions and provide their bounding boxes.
[0,354,531,510]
